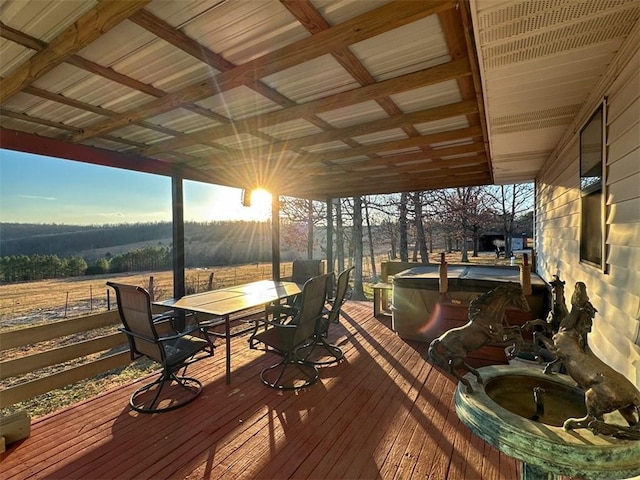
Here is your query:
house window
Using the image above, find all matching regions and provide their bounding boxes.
[579,103,605,268]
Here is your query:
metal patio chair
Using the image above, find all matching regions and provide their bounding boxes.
[298,266,354,365]
[266,259,325,322]
[250,273,331,390]
[107,282,215,413]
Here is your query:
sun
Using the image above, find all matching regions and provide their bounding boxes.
[245,188,272,221]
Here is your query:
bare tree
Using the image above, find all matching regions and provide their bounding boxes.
[431,187,491,262]
[336,199,345,271]
[351,196,367,300]
[364,197,378,281]
[412,191,429,263]
[280,197,326,259]
[486,183,534,257]
[399,192,410,261]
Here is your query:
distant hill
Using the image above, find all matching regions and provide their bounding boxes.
[0,222,173,258]
[0,221,285,266]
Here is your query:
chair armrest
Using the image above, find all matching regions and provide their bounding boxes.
[120,324,204,343]
[262,319,297,330]
[152,310,177,323]
[266,303,299,323]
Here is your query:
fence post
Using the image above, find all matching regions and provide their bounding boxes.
[149,276,155,302]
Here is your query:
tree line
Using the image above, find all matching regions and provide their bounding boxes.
[0,246,174,283]
[1,184,533,288]
[279,184,534,300]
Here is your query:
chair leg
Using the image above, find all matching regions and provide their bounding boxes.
[297,335,344,365]
[260,356,319,390]
[130,370,203,413]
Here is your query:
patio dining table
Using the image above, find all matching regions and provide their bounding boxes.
[154,280,301,384]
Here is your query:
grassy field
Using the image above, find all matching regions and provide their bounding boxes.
[0,262,291,330]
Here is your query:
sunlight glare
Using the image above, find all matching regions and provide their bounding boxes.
[246,188,272,221]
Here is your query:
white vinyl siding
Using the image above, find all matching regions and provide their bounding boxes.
[535,28,640,386]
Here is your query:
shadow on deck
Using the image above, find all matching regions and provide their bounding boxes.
[0,301,519,479]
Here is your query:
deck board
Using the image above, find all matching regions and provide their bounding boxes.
[0,301,520,480]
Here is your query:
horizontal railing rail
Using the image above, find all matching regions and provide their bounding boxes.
[0,305,266,409]
[0,310,134,409]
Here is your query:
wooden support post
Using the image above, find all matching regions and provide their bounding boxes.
[439,252,448,299]
[0,410,30,452]
[520,253,532,296]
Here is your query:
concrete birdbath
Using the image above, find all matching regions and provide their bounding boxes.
[454,366,640,480]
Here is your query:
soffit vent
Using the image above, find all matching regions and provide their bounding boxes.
[491,104,580,134]
[478,0,639,69]
[478,0,637,42]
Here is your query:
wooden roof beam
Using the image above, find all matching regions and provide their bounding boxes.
[142,58,471,155]
[173,102,480,175]
[0,1,151,103]
[281,171,491,199]
[71,0,457,142]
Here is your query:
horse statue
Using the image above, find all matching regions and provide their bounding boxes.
[537,282,640,439]
[525,275,568,335]
[428,282,530,393]
[522,275,569,366]
[537,281,593,374]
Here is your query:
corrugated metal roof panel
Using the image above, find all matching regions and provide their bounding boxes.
[1,0,96,41]
[179,0,309,65]
[315,100,387,129]
[82,137,136,153]
[109,125,172,145]
[414,116,471,135]
[216,133,270,150]
[147,108,220,134]
[177,144,226,157]
[2,91,42,112]
[391,80,463,113]
[350,16,450,81]
[352,128,408,145]
[258,119,324,140]
[302,140,350,153]
[262,54,358,103]
[312,0,394,26]
[196,85,281,120]
[25,101,103,129]
[0,40,33,78]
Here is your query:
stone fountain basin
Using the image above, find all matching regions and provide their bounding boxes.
[485,372,586,427]
[455,365,640,480]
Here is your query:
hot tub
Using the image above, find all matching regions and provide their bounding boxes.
[391,265,548,343]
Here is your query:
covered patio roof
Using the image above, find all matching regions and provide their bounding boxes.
[2,0,637,199]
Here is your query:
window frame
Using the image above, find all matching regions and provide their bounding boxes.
[578,100,607,271]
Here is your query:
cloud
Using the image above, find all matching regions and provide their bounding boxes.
[19,194,57,201]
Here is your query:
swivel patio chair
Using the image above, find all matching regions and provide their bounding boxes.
[107,282,215,413]
[266,259,325,322]
[250,273,331,390]
[298,266,354,365]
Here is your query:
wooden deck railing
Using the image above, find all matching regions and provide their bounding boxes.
[0,303,267,409]
[0,310,130,409]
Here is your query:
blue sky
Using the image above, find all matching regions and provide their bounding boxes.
[0,149,271,225]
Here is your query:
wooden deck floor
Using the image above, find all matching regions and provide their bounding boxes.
[0,301,519,480]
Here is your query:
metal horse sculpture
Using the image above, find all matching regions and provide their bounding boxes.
[428,283,530,393]
[525,275,569,337]
[523,275,569,368]
[537,282,640,439]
